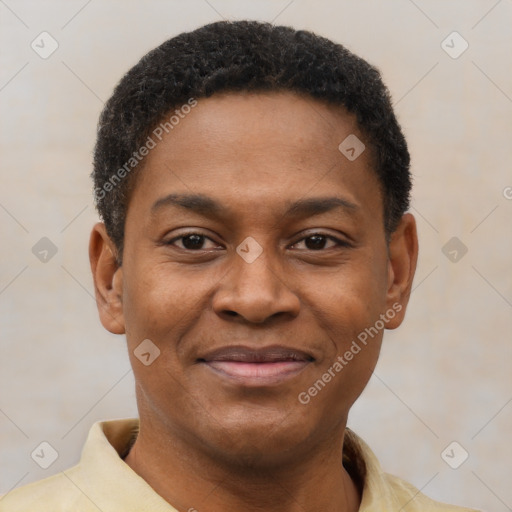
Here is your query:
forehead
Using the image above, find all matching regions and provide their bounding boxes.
[148,91,362,166]
[128,91,381,222]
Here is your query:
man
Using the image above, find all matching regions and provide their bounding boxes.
[1,20,479,511]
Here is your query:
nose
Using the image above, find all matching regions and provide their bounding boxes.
[212,246,300,324]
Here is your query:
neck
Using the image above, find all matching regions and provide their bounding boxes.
[124,419,361,512]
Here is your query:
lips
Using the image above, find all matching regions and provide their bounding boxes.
[198,345,314,385]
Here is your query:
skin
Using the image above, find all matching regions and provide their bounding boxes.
[89,91,418,512]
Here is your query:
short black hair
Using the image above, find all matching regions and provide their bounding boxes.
[92,20,411,262]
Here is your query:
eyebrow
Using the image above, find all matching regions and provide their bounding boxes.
[150,193,359,220]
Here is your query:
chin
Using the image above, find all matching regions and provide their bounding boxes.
[199,413,316,470]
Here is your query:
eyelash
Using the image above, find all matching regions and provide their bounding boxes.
[165,232,352,251]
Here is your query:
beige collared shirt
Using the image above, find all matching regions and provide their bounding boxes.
[0,418,479,511]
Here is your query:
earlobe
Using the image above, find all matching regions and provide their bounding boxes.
[89,222,126,334]
[385,213,418,329]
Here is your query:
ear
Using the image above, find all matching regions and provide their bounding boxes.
[89,222,125,334]
[384,213,418,329]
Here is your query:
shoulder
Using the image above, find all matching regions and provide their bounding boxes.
[0,466,94,511]
[343,429,481,512]
[0,419,140,512]
[383,471,481,512]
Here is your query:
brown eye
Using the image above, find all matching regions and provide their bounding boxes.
[304,235,329,250]
[167,233,220,251]
[291,233,348,251]
[181,234,206,250]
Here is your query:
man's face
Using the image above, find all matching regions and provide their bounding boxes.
[94,91,415,467]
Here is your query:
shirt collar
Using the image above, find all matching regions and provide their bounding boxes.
[76,418,176,511]
[76,418,406,511]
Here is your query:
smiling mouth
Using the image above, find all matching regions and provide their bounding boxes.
[198,345,314,386]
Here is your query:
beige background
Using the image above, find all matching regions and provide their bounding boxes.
[1,0,511,510]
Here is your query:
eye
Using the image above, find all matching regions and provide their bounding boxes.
[167,233,221,251]
[165,231,351,252]
[290,233,350,251]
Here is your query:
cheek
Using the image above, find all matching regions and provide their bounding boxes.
[318,256,388,329]
[305,253,388,380]
[121,264,204,409]
[329,256,389,389]
[304,278,384,414]
[121,260,216,352]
